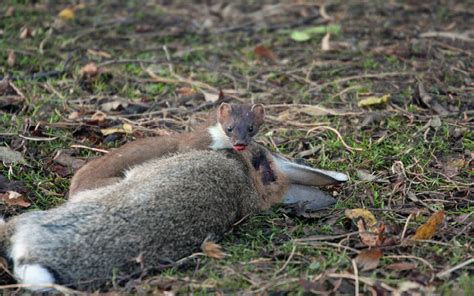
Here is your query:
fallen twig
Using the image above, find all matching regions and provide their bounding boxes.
[70,145,110,154]
[420,31,474,42]
[436,258,474,278]
[18,135,59,141]
[273,243,297,277]
[307,126,363,152]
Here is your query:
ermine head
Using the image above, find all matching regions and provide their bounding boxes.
[214,103,265,151]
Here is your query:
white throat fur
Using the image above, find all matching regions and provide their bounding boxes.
[207,123,233,150]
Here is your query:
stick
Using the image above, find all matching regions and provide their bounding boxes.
[436,258,474,278]
[307,126,363,152]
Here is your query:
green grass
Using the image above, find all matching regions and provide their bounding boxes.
[0,1,472,294]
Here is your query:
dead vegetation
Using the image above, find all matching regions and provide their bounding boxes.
[0,0,473,294]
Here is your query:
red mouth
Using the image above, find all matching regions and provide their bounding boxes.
[233,145,247,151]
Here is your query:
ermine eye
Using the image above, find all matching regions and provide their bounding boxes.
[248,126,254,132]
[227,126,233,132]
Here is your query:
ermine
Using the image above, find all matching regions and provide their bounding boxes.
[0,144,288,291]
[69,102,265,197]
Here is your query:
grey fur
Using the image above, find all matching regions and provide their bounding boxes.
[2,150,266,289]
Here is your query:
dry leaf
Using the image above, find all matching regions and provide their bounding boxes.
[100,101,128,112]
[19,26,34,39]
[7,50,15,67]
[254,45,277,62]
[298,105,343,116]
[134,24,154,33]
[202,91,219,103]
[321,33,331,51]
[440,155,465,178]
[0,79,9,95]
[0,191,31,208]
[345,208,377,227]
[356,169,377,182]
[6,6,15,17]
[386,262,417,271]
[201,241,226,259]
[355,248,382,271]
[0,175,25,193]
[58,8,75,21]
[358,94,390,108]
[413,82,448,115]
[101,123,133,136]
[68,111,80,120]
[91,111,107,122]
[277,110,291,121]
[177,86,197,97]
[346,209,385,247]
[0,256,9,273]
[53,150,86,171]
[357,220,385,247]
[412,211,445,240]
[0,146,25,164]
[87,49,112,59]
[122,123,133,134]
[79,63,99,76]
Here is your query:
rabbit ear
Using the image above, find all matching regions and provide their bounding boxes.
[272,153,348,186]
[282,184,336,209]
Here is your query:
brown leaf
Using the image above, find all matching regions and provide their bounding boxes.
[357,220,385,247]
[68,111,80,120]
[0,175,26,193]
[134,24,154,33]
[355,248,382,271]
[91,111,107,122]
[6,6,15,17]
[202,91,219,103]
[201,241,226,259]
[100,100,128,112]
[412,211,445,240]
[321,32,331,51]
[345,208,377,227]
[49,163,71,178]
[386,262,417,271]
[176,86,197,97]
[87,49,112,59]
[0,79,9,95]
[19,26,34,39]
[440,155,465,178]
[7,50,15,67]
[298,105,344,116]
[79,62,99,76]
[0,191,31,208]
[413,82,448,115]
[0,256,9,273]
[346,208,385,246]
[254,45,277,62]
[53,150,86,171]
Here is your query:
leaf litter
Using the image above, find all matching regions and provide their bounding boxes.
[0,0,472,294]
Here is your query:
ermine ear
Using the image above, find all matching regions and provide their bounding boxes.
[251,104,265,125]
[217,103,232,122]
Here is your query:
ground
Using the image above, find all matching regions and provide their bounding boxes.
[0,0,473,294]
